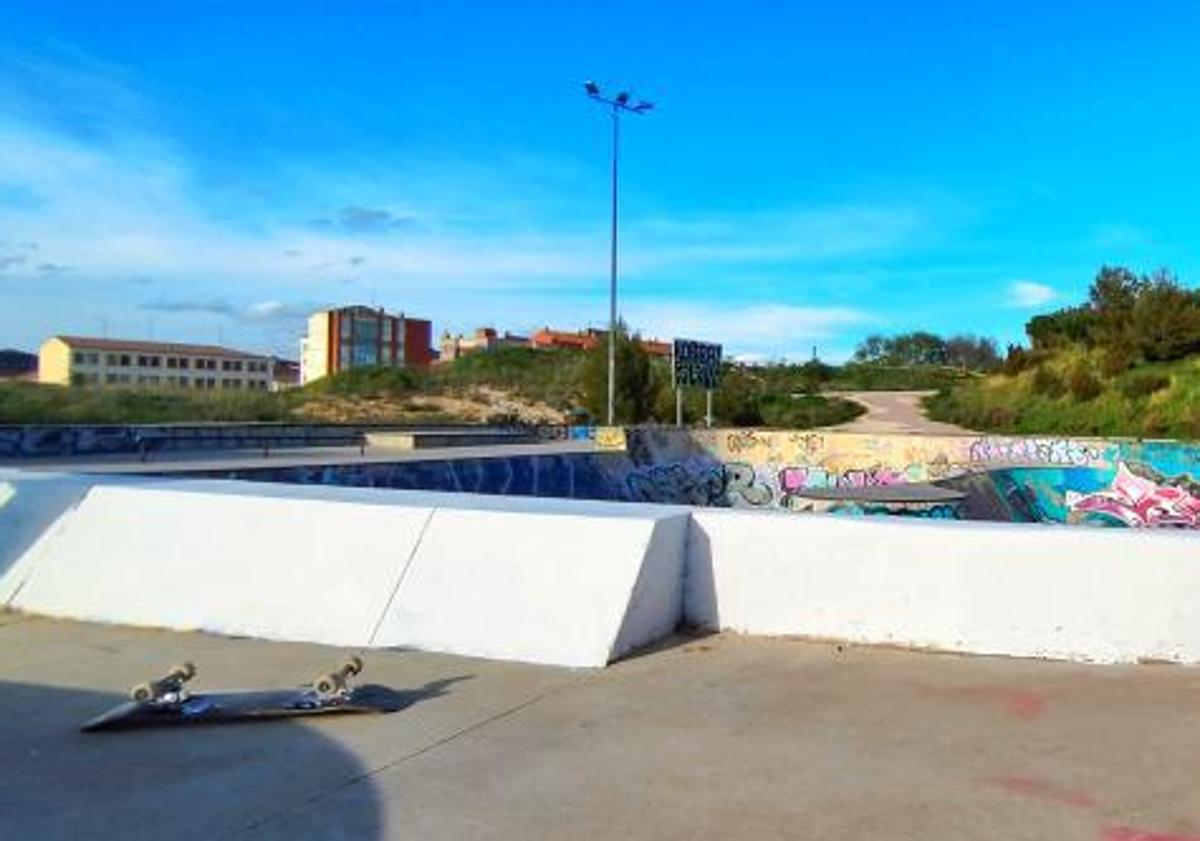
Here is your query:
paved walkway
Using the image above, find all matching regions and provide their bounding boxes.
[3,614,1198,840]
[825,390,974,435]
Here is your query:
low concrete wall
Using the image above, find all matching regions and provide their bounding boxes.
[372,503,687,667]
[687,508,1200,664]
[7,468,1200,667]
[2,476,687,667]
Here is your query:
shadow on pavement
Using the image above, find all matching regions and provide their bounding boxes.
[0,679,387,841]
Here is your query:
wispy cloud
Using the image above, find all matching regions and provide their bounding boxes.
[0,52,967,357]
[1008,280,1056,308]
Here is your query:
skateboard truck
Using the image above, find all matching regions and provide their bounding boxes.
[129,662,197,704]
[311,656,363,700]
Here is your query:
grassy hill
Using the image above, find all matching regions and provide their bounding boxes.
[0,346,864,429]
[926,348,1200,440]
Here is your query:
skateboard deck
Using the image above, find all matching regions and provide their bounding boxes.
[82,657,405,732]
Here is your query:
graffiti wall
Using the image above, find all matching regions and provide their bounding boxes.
[620,428,1200,529]
[143,425,1200,530]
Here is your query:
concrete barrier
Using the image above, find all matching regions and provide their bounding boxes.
[0,471,127,603]
[3,477,688,666]
[6,483,436,647]
[372,503,687,667]
[687,508,1200,664]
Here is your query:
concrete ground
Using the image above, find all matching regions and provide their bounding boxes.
[825,390,975,435]
[3,613,1200,840]
[1,439,598,474]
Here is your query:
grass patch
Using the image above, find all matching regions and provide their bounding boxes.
[926,350,1200,440]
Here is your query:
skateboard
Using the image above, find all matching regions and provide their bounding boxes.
[81,656,404,732]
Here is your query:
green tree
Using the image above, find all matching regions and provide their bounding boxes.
[1089,265,1147,349]
[1131,272,1200,361]
[580,325,657,423]
[1026,306,1098,349]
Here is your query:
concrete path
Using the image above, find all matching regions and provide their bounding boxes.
[825,390,974,435]
[4,614,1199,840]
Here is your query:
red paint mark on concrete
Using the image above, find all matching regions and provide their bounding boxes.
[986,775,1095,808]
[956,686,1047,720]
[1104,827,1200,841]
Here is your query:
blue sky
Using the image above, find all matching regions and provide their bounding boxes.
[1,2,1198,361]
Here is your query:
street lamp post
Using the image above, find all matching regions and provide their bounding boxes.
[583,80,653,425]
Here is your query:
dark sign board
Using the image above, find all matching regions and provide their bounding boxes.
[672,339,723,389]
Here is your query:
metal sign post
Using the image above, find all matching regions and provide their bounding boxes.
[672,338,723,429]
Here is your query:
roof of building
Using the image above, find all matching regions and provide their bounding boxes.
[50,335,267,360]
[323,305,432,326]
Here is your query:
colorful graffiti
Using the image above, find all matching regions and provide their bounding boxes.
[121,424,1200,530]
[1066,463,1200,528]
[640,428,1200,529]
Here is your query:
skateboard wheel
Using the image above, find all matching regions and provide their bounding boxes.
[131,682,155,702]
[344,656,363,676]
[315,674,341,696]
[170,662,197,681]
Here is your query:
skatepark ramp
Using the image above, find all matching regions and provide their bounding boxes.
[5,470,1200,666]
[0,475,688,668]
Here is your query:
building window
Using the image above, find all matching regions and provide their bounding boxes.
[178,358,189,369]
[166,357,177,369]
[120,355,130,367]
[106,354,119,366]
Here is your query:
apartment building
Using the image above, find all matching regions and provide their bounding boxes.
[38,336,272,390]
[300,305,433,384]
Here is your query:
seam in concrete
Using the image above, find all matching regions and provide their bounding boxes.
[366,506,438,647]
[230,685,566,839]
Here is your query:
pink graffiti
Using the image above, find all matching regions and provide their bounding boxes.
[779,466,904,493]
[1066,463,1200,528]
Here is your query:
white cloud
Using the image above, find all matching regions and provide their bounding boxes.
[0,54,940,358]
[1008,280,1056,308]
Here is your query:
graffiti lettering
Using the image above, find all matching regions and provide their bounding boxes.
[724,463,772,506]
[1065,463,1200,528]
[968,437,1104,467]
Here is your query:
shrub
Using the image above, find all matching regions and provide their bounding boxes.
[987,406,1016,427]
[1099,347,1134,379]
[1031,366,1065,398]
[1003,346,1032,376]
[1119,372,1171,400]
[1141,409,1171,438]
[1067,365,1103,402]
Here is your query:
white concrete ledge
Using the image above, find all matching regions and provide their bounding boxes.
[688,508,1200,664]
[7,470,1200,667]
[2,475,688,667]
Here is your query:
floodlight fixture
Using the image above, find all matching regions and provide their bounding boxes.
[581,79,657,425]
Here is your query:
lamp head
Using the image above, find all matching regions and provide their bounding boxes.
[583,80,600,97]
